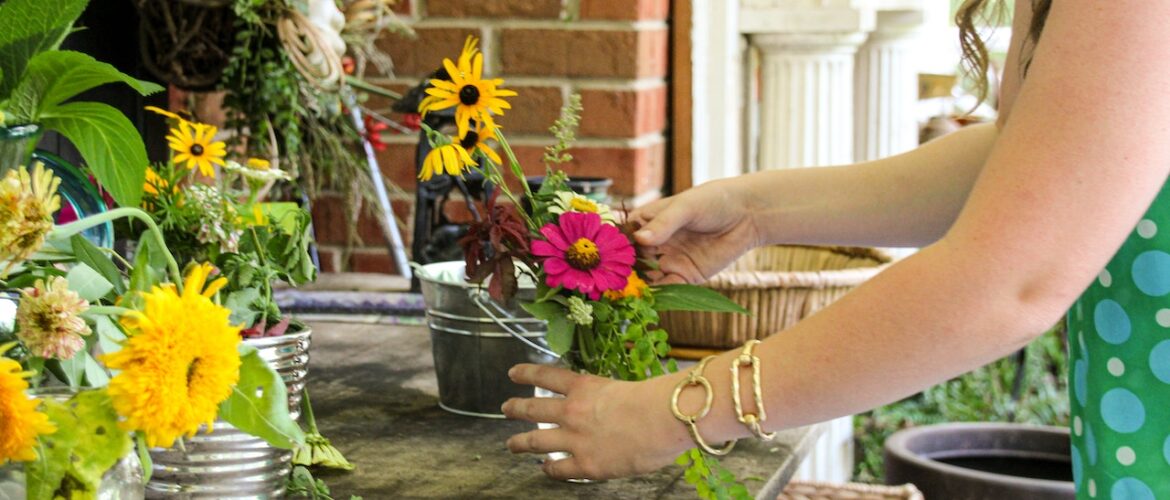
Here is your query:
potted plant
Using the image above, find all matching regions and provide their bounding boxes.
[411,37,755,500]
[0,159,304,498]
[0,0,160,208]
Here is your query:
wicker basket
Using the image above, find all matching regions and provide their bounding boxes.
[660,245,891,349]
[778,480,923,500]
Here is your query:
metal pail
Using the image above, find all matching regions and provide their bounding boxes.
[145,329,311,499]
[416,261,557,418]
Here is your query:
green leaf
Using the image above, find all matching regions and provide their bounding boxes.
[135,433,153,483]
[225,288,262,327]
[127,234,162,298]
[652,284,750,315]
[38,101,148,207]
[93,315,125,356]
[65,262,114,303]
[520,301,575,355]
[7,50,161,121]
[26,390,132,500]
[218,344,306,449]
[0,0,87,103]
[70,235,125,295]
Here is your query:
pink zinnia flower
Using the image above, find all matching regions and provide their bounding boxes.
[15,276,91,360]
[532,212,635,300]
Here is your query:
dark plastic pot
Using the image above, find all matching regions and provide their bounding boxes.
[884,423,1074,500]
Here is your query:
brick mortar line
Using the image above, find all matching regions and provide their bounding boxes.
[367,76,666,90]
[379,133,666,148]
[407,18,669,31]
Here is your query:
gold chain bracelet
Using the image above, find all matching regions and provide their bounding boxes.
[731,340,776,440]
[670,355,736,456]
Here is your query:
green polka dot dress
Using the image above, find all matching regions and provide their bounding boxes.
[1067,189,1170,499]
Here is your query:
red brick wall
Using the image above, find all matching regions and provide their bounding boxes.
[313,0,671,275]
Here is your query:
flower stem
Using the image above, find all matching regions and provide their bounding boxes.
[50,207,184,289]
[494,131,533,200]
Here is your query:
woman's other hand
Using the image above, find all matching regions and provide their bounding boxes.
[629,179,762,284]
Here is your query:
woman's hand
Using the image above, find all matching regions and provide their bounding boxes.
[629,179,763,284]
[502,364,689,481]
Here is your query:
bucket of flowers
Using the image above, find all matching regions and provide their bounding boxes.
[0,160,304,498]
[413,37,754,499]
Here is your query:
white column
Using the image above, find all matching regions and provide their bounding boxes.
[691,0,746,185]
[854,8,925,162]
[751,32,868,169]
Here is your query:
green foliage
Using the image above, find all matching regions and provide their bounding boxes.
[218,344,306,449]
[0,0,161,207]
[217,208,317,328]
[543,93,582,167]
[520,300,575,354]
[26,390,133,500]
[653,285,750,315]
[676,449,751,500]
[69,235,125,296]
[286,465,363,500]
[853,324,1070,482]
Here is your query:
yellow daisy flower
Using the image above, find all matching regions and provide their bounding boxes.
[604,271,650,301]
[103,263,240,449]
[421,36,517,138]
[166,120,227,178]
[0,343,57,464]
[549,191,618,224]
[0,163,61,276]
[458,122,503,166]
[144,105,184,121]
[419,142,477,181]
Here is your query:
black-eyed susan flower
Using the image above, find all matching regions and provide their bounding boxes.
[419,142,476,181]
[103,263,240,448]
[15,276,92,360]
[0,343,56,464]
[459,122,502,166]
[421,36,517,138]
[166,120,226,178]
[0,163,61,276]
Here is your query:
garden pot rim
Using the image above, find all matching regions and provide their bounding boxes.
[885,422,1072,489]
[240,326,311,347]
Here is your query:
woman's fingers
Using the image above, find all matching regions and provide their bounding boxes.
[505,428,574,454]
[508,363,578,393]
[633,202,692,247]
[501,395,566,424]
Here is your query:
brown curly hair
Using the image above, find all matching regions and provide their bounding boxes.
[956,0,1053,105]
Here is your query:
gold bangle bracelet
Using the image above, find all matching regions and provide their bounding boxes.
[670,355,736,456]
[731,340,776,440]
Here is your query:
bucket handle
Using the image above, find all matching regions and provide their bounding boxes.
[467,289,561,359]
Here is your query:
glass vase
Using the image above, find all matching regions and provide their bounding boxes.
[0,387,145,500]
[0,124,42,174]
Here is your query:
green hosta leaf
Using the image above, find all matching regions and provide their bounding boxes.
[7,50,161,121]
[520,300,574,355]
[38,101,148,207]
[0,0,87,103]
[652,284,750,315]
[65,262,113,303]
[70,235,125,295]
[218,344,306,449]
[26,390,132,500]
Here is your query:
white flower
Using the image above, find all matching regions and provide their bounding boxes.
[548,192,617,225]
[566,296,594,326]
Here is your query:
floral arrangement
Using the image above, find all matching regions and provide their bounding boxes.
[417,37,752,499]
[0,1,345,494]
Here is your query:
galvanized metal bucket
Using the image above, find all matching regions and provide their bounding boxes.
[145,328,311,499]
[416,261,557,418]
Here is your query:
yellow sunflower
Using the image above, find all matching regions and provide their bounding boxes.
[458,122,502,166]
[422,36,517,138]
[0,344,57,464]
[103,263,240,448]
[420,142,477,182]
[166,120,227,178]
